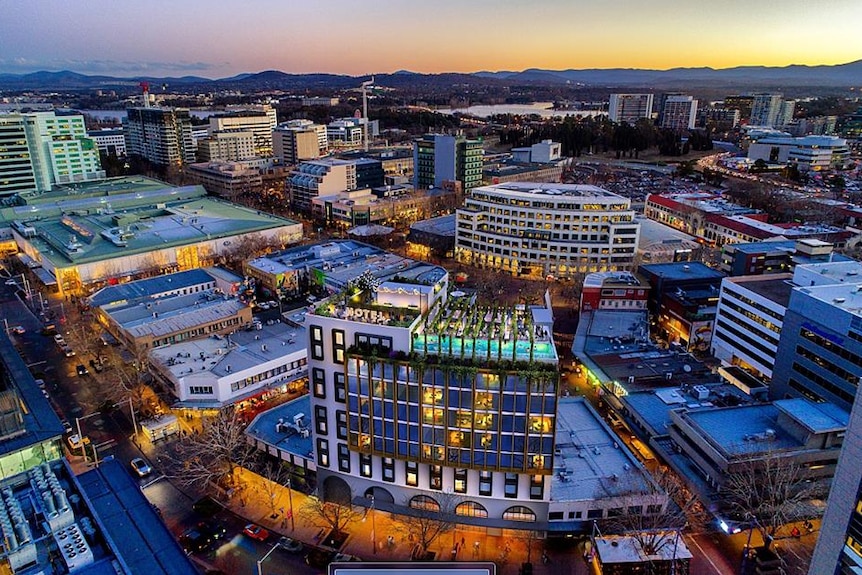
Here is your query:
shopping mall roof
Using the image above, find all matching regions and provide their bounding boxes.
[13,193,299,267]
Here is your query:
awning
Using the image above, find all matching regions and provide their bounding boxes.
[32,266,57,286]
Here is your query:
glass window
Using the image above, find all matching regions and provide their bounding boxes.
[406,461,418,487]
[316,439,329,467]
[360,453,372,478]
[382,457,395,482]
[456,501,488,518]
[504,473,519,498]
[338,443,350,472]
[479,470,492,496]
[454,468,467,493]
[334,373,346,403]
[314,405,328,435]
[310,325,324,360]
[312,368,326,399]
[503,506,536,522]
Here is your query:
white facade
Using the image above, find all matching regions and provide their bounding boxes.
[455,182,640,279]
[288,159,353,212]
[88,129,127,156]
[748,135,850,171]
[197,130,256,162]
[510,140,562,164]
[608,94,654,124]
[209,106,277,156]
[660,95,697,130]
[750,93,783,127]
[149,323,307,407]
[712,275,789,380]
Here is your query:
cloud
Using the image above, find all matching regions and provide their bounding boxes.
[0,58,221,76]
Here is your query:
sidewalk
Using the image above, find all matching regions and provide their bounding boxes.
[203,466,587,574]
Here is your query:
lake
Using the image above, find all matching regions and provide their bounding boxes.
[435,102,606,119]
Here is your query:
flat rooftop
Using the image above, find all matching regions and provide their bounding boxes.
[725,275,793,308]
[105,290,248,340]
[17,194,299,267]
[583,271,641,289]
[636,215,698,246]
[795,282,862,317]
[479,182,628,200]
[410,214,456,237]
[150,320,306,380]
[640,261,725,282]
[248,240,447,291]
[89,268,217,308]
[680,404,800,457]
[774,398,848,433]
[246,395,314,461]
[551,398,654,503]
[623,384,754,438]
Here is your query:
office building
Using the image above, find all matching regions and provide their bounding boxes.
[510,140,562,164]
[808,387,862,575]
[711,274,792,381]
[208,105,277,156]
[659,95,697,131]
[770,271,862,412]
[187,160,264,199]
[0,114,37,196]
[0,111,104,196]
[723,95,755,120]
[638,262,724,352]
[456,182,640,279]
[608,94,654,125]
[196,130,256,162]
[413,134,483,191]
[124,107,196,166]
[311,185,428,228]
[750,93,783,127]
[273,120,328,165]
[288,158,384,213]
[719,238,846,277]
[87,127,127,156]
[748,135,850,172]
[302,96,339,107]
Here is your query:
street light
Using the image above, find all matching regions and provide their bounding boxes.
[256,541,279,575]
[286,477,295,531]
[363,494,376,555]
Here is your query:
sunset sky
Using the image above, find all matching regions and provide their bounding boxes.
[2,0,861,78]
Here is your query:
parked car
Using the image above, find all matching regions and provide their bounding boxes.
[4,279,17,286]
[53,334,66,345]
[76,364,89,376]
[242,523,270,542]
[305,548,336,568]
[62,346,76,357]
[129,457,152,478]
[277,536,303,553]
[180,521,227,554]
[10,326,25,335]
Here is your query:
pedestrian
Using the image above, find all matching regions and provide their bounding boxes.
[461,536,465,547]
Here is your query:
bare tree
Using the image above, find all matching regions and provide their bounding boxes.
[721,449,828,542]
[222,233,282,272]
[254,456,291,520]
[597,467,707,559]
[299,496,364,539]
[400,492,459,559]
[172,406,255,492]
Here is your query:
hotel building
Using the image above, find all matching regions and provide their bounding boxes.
[305,259,662,531]
[455,183,639,279]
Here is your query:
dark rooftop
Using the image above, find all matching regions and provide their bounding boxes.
[639,262,725,282]
[726,275,793,308]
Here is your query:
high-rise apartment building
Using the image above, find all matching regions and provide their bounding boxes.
[413,134,482,191]
[455,182,639,279]
[659,95,697,131]
[124,107,196,167]
[608,94,654,124]
[723,95,755,120]
[0,111,104,196]
[273,120,328,165]
[208,105,277,156]
[750,93,783,127]
[776,99,796,128]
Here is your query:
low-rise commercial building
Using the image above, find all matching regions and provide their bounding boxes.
[149,320,307,410]
[580,271,648,312]
[187,160,264,200]
[748,135,850,172]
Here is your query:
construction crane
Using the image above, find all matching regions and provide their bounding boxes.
[360,77,373,151]
[138,81,150,108]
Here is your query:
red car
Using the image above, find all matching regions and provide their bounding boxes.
[243,524,270,542]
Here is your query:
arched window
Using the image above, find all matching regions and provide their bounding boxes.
[455,501,488,518]
[409,495,440,512]
[503,505,536,522]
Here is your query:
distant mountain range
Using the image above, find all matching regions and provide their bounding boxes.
[0,61,860,91]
